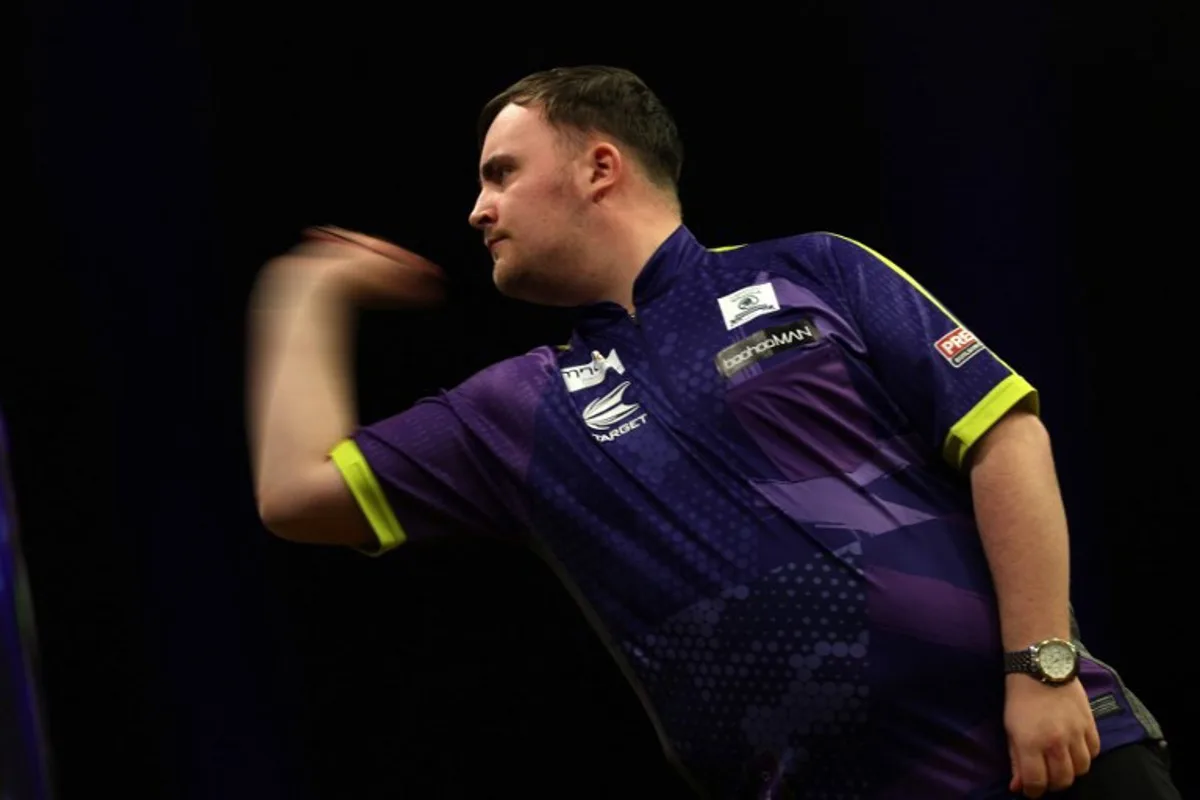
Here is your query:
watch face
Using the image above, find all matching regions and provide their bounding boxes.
[1037,640,1077,681]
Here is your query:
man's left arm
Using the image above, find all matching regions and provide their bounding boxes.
[813,233,1099,799]
[970,410,1101,799]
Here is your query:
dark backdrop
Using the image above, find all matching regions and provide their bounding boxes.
[11,2,1194,798]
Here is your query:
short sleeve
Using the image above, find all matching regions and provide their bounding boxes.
[817,233,1038,469]
[331,352,552,555]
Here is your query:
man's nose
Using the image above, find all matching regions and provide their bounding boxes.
[468,192,493,230]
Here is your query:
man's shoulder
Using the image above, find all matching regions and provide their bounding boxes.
[699,231,858,292]
[451,346,561,408]
[703,230,848,269]
[462,345,561,384]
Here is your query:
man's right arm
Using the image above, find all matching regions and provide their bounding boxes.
[246,231,446,547]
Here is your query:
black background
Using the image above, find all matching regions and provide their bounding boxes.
[11,2,1195,797]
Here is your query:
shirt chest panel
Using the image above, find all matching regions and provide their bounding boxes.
[556,277,859,477]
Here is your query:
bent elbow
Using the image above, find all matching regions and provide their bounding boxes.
[253,466,374,549]
[256,487,305,542]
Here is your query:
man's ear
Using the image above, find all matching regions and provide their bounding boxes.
[584,141,622,201]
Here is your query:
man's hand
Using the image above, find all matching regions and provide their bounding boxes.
[274,225,448,308]
[1005,674,1101,797]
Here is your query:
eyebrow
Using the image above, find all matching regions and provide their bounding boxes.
[479,153,516,185]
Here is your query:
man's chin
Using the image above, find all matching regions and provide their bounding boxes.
[493,265,576,307]
[492,264,537,302]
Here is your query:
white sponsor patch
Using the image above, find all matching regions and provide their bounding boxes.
[717,282,781,330]
[560,349,625,392]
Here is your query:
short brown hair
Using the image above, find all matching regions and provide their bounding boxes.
[478,65,684,195]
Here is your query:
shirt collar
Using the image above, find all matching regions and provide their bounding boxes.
[631,224,706,304]
[573,225,705,330]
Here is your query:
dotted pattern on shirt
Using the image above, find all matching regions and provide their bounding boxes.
[523,380,767,640]
[620,548,871,798]
[634,260,814,481]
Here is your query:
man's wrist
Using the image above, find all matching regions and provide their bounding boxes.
[1001,620,1071,652]
[1003,636,1080,685]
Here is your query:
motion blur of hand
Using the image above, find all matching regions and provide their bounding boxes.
[254,225,448,310]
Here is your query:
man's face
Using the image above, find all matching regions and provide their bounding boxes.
[469,103,592,305]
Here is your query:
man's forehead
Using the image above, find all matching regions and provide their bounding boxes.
[480,103,540,155]
[477,103,585,177]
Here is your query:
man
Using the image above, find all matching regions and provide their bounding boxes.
[247,66,1178,798]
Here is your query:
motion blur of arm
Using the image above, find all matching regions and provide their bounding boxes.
[246,228,446,546]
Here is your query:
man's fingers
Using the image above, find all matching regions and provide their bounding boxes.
[1069,737,1093,778]
[1085,724,1102,759]
[1044,740,1075,792]
[1009,739,1022,792]
[1018,747,1048,798]
[301,226,439,272]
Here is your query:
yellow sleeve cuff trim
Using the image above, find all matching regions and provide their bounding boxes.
[329,439,407,555]
[943,374,1040,469]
